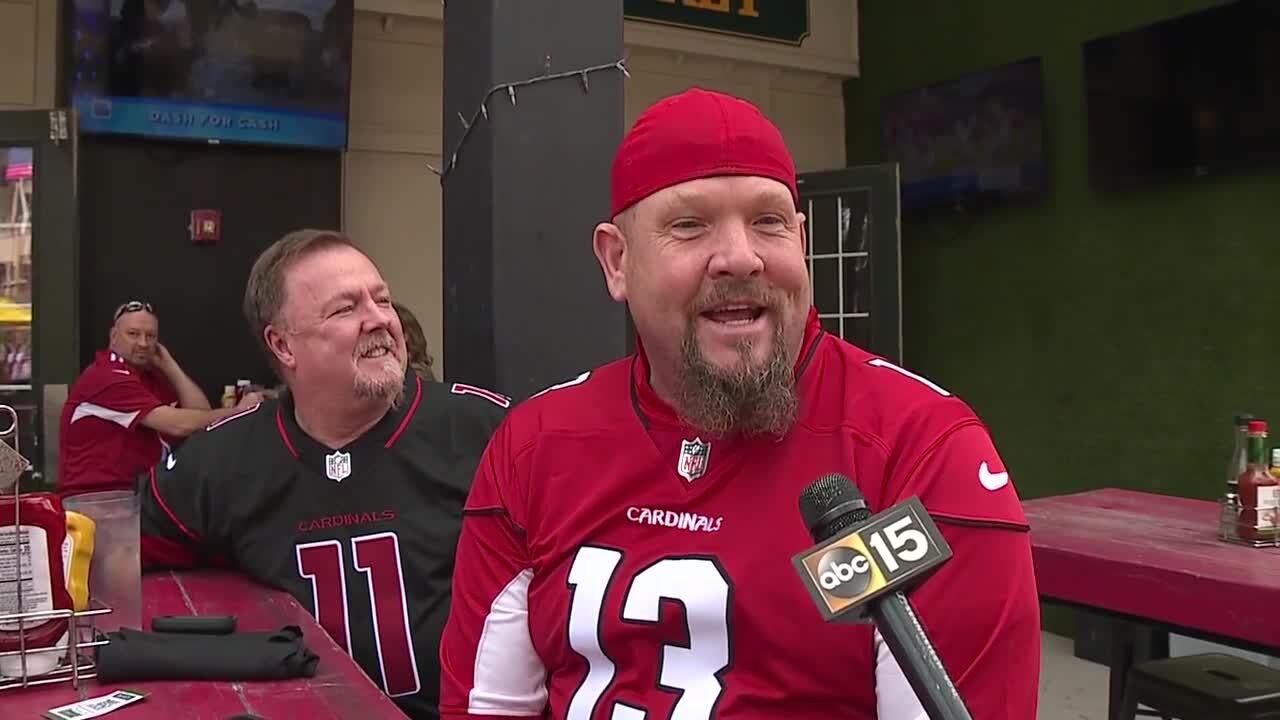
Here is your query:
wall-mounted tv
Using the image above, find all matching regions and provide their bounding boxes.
[880,57,1049,213]
[67,0,354,150]
[1083,0,1280,188]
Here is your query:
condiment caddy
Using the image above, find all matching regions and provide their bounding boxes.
[1219,414,1280,548]
[0,404,113,692]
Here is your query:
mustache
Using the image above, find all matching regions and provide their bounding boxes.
[688,279,783,315]
[355,330,396,357]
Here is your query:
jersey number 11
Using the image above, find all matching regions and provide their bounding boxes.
[296,532,421,697]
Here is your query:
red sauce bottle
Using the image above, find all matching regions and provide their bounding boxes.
[1237,420,1280,542]
[0,491,73,679]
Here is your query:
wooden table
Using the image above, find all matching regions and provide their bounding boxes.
[1025,488,1280,719]
[3,570,408,719]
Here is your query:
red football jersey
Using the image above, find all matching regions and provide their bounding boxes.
[59,350,179,496]
[439,310,1040,720]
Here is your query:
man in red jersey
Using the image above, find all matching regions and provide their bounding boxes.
[438,88,1040,720]
[59,301,261,497]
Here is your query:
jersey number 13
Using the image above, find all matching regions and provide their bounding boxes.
[567,545,732,720]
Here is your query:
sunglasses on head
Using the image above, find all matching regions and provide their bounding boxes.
[113,300,154,321]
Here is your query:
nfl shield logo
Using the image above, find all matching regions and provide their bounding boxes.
[325,451,352,482]
[677,438,711,482]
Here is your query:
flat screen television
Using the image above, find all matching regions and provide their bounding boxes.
[880,57,1049,213]
[1083,0,1280,188]
[67,0,354,149]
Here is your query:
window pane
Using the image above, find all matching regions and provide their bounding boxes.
[845,316,872,349]
[806,195,839,256]
[842,254,870,315]
[0,146,36,478]
[811,258,840,315]
[841,190,872,254]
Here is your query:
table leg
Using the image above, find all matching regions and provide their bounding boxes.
[1106,620,1168,720]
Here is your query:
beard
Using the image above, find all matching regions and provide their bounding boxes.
[671,281,798,438]
[353,330,406,408]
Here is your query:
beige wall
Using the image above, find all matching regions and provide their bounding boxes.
[0,0,57,111]
[342,11,444,371]
[346,2,859,378]
[0,0,858,379]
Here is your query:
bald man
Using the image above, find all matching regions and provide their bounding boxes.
[57,300,259,497]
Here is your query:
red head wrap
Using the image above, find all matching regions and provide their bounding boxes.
[610,88,798,218]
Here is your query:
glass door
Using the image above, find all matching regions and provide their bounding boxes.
[0,111,79,490]
[797,163,903,364]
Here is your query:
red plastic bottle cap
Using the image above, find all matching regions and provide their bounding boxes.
[1249,419,1268,432]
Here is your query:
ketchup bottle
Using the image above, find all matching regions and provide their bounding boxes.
[0,491,74,678]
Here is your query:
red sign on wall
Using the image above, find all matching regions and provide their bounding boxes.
[190,209,221,244]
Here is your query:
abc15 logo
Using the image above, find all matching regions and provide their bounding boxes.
[807,533,886,604]
[793,497,951,621]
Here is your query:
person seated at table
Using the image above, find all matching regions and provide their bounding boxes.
[138,229,509,720]
[393,301,437,382]
[58,300,261,498]
[438,89,1040,720]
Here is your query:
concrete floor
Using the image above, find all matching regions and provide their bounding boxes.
[1039,632,1110,720]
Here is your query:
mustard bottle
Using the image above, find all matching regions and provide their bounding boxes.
[63,510,96,611]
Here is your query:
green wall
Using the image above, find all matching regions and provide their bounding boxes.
[845,0,1280,507]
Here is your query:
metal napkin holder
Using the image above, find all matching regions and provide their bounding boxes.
[1218,492,1280,548]
[0,403,113,693]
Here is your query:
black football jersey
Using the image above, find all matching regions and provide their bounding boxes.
[140,372,509,720]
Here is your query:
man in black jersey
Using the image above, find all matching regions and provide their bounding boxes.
[139,229,510,720]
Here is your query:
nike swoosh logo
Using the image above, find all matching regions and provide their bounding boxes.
[978,461,1009,491]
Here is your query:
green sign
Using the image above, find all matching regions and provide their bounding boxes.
[624,0,810,46]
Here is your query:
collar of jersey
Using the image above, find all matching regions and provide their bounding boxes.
[275,372,424,462]
[629,306,826,436]
[97,350,158,380]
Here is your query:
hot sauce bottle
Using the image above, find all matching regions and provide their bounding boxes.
[1237,420,1279,542]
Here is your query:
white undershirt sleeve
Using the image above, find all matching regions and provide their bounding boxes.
[874,629,928,720]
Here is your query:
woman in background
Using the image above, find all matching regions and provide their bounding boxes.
[393,302,437,382]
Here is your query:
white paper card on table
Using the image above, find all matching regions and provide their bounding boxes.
[42,689,148,720]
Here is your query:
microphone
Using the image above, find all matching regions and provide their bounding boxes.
[791,473,974,720]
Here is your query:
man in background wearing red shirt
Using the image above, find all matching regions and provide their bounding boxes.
[58,300,259,497]
[438,89,1041,719]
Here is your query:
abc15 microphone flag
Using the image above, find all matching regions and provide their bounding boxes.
[792,496,953,622]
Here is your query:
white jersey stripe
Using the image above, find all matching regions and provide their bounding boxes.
[468,568,547,715]
[70,401,141,429]
[866,358,953,397]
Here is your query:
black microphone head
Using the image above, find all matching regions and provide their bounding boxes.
[798,473,872,542]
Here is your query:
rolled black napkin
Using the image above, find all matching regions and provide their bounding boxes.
[95,625,320,683]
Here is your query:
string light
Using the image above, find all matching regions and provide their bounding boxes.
[429,58,630,181]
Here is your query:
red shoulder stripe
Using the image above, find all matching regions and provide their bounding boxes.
[149,465,202,544]
[385,374,425,448]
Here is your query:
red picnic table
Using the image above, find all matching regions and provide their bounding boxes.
[2,570,407,719]
[1025,487,1280,720]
